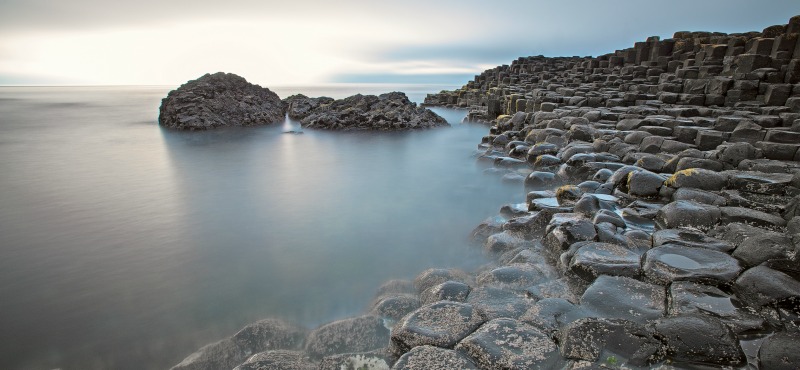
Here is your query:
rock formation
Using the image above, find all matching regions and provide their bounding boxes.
[173,14,800,370]
[284,92,449,131]
[158,72,285,130]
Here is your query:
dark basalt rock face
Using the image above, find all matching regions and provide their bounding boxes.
[284,92,448,131]
[305,315,389,359]
[159,72,285,130]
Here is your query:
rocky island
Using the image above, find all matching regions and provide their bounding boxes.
[172,15,800,370]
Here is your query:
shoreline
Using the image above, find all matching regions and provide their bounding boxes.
[173,15,800,370]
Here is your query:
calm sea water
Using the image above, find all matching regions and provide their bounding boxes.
[0,85,521,370]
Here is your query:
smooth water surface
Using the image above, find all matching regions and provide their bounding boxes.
[0,85,521,369]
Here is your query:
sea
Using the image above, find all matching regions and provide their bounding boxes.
[0,84,523,369]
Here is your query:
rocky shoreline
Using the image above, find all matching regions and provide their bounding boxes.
[172,15,800,370]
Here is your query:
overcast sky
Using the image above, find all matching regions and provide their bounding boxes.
[1,0,798,86]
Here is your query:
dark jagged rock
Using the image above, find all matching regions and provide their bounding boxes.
[291,92,448,131]
[455,318,563,370]
[305,315,389,359]
[283,94,334,120]
[159,72,285,130]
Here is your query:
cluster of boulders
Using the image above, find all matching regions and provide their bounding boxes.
[171,15,800,370]
[158,73,447,131]
[283,92,449,131]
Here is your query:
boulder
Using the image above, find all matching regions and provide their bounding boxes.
[466,286,531,320]
[733,265,800,309]
[566,242,642,281]
[319,352,392,370]
[284,94,334,120]
[668,281,765,333]
[159,72,285,130]
[557,318,662,366]
[653,314,746,366]
[652,228,734,252]
[758,331,800,370]
[519,298,587,336]
[580,275,666,323]
[306,316,390,358]
[456,318,563,370]
[232,319,307,357]
[643,244,742,286]
[654,200,721,231]
[390,301,485,354]
[371,295,420,321]
[733,232,795,267]
[664,168,728,191]
[392,345,477,370]
[171,338,247,370]
[413,268,470,294]
[233,350,316,370]
[298,92,449,130]
[419,281,471,305]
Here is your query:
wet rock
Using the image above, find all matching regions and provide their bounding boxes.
[557,318,662,366]
[476,264,547,288]
[306,316,390,358]
[555,185,584,206]
[298,92,449,131]
[171,338,247,370]
[758,331,800,370]
[580,275,666,323]
[525,278,580,302]
[652,228,734,253]
[664,168,728,191]
[456,318,563,370]
[524,171,558,190]
[485,231,535,254]
[392,345,477,370]
[233,350,316,370]
[653,314,746,366]
[371,295,421,321]
[573,194,619,217]
[672,187,727,206]
[319,352,392,370]
[374,280,415,297]
[727,170,795,195]
[592,209,625,228]
[413,268,470,294]
[719,206,787,229]
[654,200,721,231]
[643,244,742,286]
[159,72,285,130]
[626,169,667,197]
[419,281,471,305]
[733,265,800,309]
[233,319,307,357]
[519,298,586,335]
[566,242,642,281]
[544,213,597,254]
[470,216,505,243]
[668,281,765,333]
[733,232,794,267]
[466,286,531,320]
[390,301,485,354]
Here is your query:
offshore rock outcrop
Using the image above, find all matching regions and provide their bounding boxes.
[173,14,800,370]
[284,92,449,131]
[159,72,285,130]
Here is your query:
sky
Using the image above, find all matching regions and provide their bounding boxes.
[1,0,799,86]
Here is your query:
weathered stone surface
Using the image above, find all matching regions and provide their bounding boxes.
[297,92,448,131]
[519,298,586,335]
[557,318,662,366]
[306,316,389,358]
[419,281,471,305]
[233,350,316,370]
[719,206,787,229]
[580,275,666,323]
[664,168,728,191]
[733,232,795,267]
[654,200,721,230]
[643,244,742,285]
[456,318,563,370]
[653,314,746,366]
[758,331,800,370]
[566,242,642,280]
[284,94,334,120]
[171,338,247,370]
[652,228,734,252]
[466,286,531,320]
[233,319,307,357]
[626,169,666,197]
[414,268,470,294]
[318,352,392,370]
[544,213,597,254]
[159,72,285,130]
[733,265,800,308]
[392,345,477,370]
[668,281,765,333]
[371,295,420,321]
[390,301,485,354]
